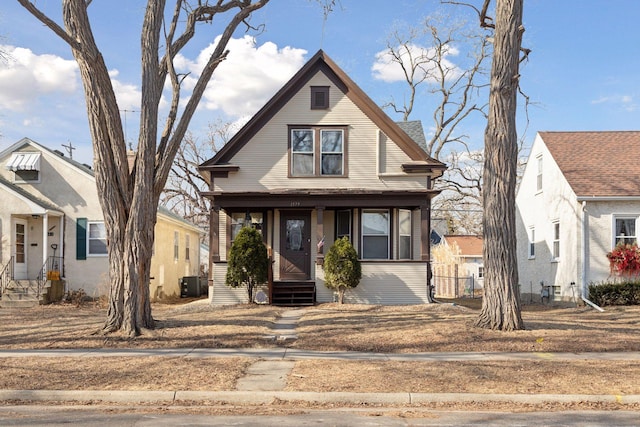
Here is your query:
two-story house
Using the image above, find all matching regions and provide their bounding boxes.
[199,50,446,305]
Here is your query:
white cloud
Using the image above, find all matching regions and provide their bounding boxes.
[591,94,637,112]
[0,45,78,111]
[174,36,307,117]
[371,43,461,83]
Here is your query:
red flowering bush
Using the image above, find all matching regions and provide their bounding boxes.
[607,243,640,278]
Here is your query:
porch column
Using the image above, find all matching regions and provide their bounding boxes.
[58,215,64,276]
[421,201,434,302]
[210,207,220,263]
[316,206,324,265]
[42,213,48,274]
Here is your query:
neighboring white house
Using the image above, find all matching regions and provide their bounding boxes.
[516,131,640,303]
[199,50,446,305]
[0,138,203,303]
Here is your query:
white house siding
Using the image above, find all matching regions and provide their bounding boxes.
[516,135,582,302]
[582,200,640,285]
[212,72,427,194]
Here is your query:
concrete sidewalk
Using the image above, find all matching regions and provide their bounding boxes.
[1,348,640,361]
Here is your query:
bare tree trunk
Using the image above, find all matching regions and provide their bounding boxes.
[475,0,524,331]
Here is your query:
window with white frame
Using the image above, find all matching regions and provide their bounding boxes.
[185,234,190,261]
[614,216,638,246]
[336,210,351,240]
[478,266,484,279]
[536,155,543,192]
[398,209,412,259]
[361,209,389,259]
[528,227,535,258]
[290,126,346,177]
[87,222,108,256]
[174,231,179,261]
[552,221,560,260]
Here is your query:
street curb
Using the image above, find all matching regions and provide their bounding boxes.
[1,390,639,405]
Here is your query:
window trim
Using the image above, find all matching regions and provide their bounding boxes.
[613,215,638,248]
[361,209,391,260]
[310,86,329,109]
[528,227,535,259]
[536,155,543,193]
[551,221,560,261]
[87,221,108,257]
[288,125,348,178]
[398,209,412,260]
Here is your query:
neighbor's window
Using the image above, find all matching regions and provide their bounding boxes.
[185,234,190,261]
[336,210,351,240]
[230,212,264,241]
[552,221,560,260]
[536,155,543,192]
[87,222,108,256]
[174,231,179,261]
[311,86,329,109]
[290,126,347,177]
[398,209,412,259]
[361,209,390,259]
[528,227,535,259]
[614,217,638,246]
[478,266,484,279]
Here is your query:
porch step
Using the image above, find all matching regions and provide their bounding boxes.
[0,280,46,308]
[272,281,316,306]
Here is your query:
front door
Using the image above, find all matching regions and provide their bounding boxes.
[280,211,311,280]
[13,218,27,279]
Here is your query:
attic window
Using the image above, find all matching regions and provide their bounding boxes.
[6,152,41,183]
[311,86,329,110]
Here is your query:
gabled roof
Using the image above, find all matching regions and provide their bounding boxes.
[200,50,445,174]
[0,137,95,178]
[0,175,62,214]
[539,131,640,198]
[443,235,483,257]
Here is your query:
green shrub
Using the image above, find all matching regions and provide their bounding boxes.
[588,281,640,306]
[324,237,361,304]
[226,227,269,303]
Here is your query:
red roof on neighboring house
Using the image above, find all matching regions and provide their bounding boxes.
[444,235,482,257]
[539,131,640,197]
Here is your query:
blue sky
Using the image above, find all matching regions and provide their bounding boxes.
[1,0,639,165]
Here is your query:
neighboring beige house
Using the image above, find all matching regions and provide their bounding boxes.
[199,50,446,305]
[0,138,202,306]
[432,235,483,298]
[516,131,640,304]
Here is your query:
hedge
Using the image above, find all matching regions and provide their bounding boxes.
[588,281,640,306]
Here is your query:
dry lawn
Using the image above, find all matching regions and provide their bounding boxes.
[1,298,640,399]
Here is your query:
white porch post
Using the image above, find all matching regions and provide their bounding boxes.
[42,213,48,275]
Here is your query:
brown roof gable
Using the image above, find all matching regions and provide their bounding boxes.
[200,50,445,174]
[539,131,640,197]
[444,235,482,256]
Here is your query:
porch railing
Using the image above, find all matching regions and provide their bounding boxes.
[0,256,14,298]
[37,256,64,298]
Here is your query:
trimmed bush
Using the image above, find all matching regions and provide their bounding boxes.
[226,227,269,303]
[588,281,640,306]
[324,237,361,304]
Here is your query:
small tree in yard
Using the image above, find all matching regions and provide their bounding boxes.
[226,227,268,303]
[324,237,362,304]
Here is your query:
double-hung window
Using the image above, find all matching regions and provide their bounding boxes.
[185,234,190,261]
[528,227,535,259]
[290,126,346,177]
[336,210,351,241]
[174,231,179,261]
[87,222,108,256]
[552,221,560,260]
[361,209,390,259]
[536,155,543,192]
[614,216,637,246]
[398,209,412,259]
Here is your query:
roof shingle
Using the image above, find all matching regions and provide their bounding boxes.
[539,131,640,197]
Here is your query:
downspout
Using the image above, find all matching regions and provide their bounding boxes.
[580,200,604,312]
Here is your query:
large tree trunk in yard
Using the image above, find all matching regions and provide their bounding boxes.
[475,0,525,331]
[20,0,270,337]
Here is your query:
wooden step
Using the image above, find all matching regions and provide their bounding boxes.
[272,282,315,306]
